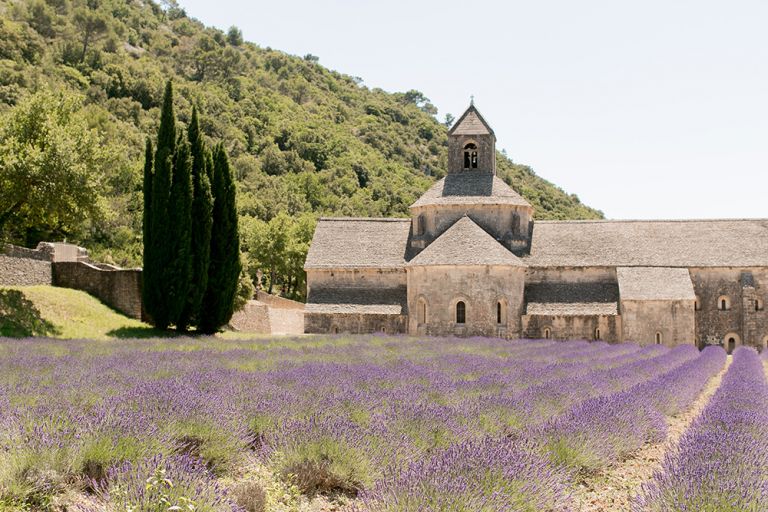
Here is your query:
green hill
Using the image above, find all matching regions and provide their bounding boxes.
[0,0,602,270]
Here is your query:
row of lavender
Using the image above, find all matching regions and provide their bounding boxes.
[636,347,768,511]
[0,336,724,510]
[358,345,726,510]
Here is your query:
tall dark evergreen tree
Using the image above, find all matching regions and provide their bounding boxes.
[145,80,176,329]
[199,144,241,334]
[165,132,193,327]
[141,138,153,314]
[177,107,213,331]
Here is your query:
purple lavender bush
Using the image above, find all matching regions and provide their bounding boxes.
[0,335,728,510]
[538,346,725,474]
[356,437,572,512]
[635,346,768,511]
[96,454,239,511]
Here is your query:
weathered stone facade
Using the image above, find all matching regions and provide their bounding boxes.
[304,103,768,351]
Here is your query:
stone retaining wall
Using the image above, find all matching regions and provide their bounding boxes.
[0,255,53,286]
[230,301,272,333]
[53,262,142,319]
[256,291,305,310]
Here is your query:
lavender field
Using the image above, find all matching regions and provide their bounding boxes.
[0,335,755,511]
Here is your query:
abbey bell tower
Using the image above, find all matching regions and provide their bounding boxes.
[447,102,497,175]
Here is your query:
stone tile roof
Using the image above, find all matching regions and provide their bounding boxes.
[617,267,696,301]
[408,216,526,267]
[526,302,619,316]
[524,282,619,316]
[525,219,768,268]
[305,287,407,315]
[448,104,495,136]
[304,218,411,269]
[410,172,532,208]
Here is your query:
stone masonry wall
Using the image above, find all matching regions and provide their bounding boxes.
[522,314,621,343]
[230,301,272,333]
[690,268,768,350]
[305,312,406,335]
[620,299,695,346]
[53,262,142,319]
[0,255,53,286]
[407,264,525,338]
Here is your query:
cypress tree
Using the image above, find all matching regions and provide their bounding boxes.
[166,132,193,328]
[177,107,213,331]
[141,138,153,316]
[199,144,241,334]
[145,80,176,329]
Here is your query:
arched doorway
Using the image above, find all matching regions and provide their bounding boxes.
[723,332,741,354]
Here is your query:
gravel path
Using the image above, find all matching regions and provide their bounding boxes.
[572,356,731,512]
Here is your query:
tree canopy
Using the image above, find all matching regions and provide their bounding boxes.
[0,0,603,299]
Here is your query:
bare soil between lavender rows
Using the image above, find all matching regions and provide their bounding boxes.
[572,357,731,512]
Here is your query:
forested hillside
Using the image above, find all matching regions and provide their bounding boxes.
[0,0,602,297]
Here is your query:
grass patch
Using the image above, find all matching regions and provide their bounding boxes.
[275,437,375,497]
[0,286,156,340]
[169,421,243,476]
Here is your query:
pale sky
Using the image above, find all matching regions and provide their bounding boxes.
[179,0,768,219]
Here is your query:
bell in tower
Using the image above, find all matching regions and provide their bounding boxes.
[447,101,496,175]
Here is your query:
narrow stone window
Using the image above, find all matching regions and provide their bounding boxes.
[655,332,662,345]
[417,215,426,236]
[497,302,502,324]
[418,299,427,324]
[694,298,700,311]
[332,326,339,334]
[544,327,551,339]
[756,298,764,312]
[718,296,731,311]
[595,328,601,340]
[463,143,478,169]
[456,301,466,324]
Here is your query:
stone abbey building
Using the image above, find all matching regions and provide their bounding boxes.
[304,104,768,351]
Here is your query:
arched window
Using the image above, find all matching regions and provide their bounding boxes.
[463,143,478,169]
[655,332,662,345]
[456,301,466,324]
[595,328,601,340]
[332,326,339,334]
[543,327,551,339]
[718,296,731,311]
[417,298,427,324]
[416,214,426,236]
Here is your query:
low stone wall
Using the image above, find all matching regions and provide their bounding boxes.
[230,298,305,335]
[256,291,305,310]
[3,243,53,261]
[53,262,142,319]
[269,307,305,334]
[0,255,53,286]
[230,300,272,333]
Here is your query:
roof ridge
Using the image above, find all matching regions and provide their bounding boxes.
[537,218,768,224]
[408,216,525,267]
[318,217,410,222]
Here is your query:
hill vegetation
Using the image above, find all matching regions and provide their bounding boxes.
[0,0,603,298]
